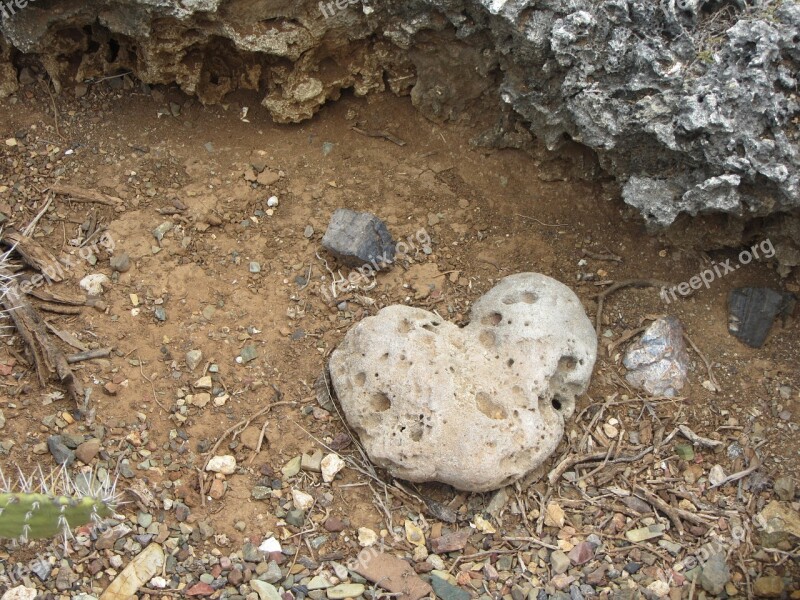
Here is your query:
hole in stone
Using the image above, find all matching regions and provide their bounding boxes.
[398,319,412,334]
[558,355,578,371]
[370,392,391,412]
[479,330,496,348]
[354,372,366,386]
[522,291,537,303]
[475,391,507,420]
[481,312,502,326]
[409,423,423,442]
[507,358,515,367]
[551,396,564,411]
[380,352,389,361]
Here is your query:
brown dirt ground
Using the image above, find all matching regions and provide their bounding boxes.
[0,79,798,592]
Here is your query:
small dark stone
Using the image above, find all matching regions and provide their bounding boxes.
[47,435,75,466]
[175,503,190,522]
[285,509,305,527]
[110,253,131,273]
[728,287,795,348]
[623,562,641,574]
[228,568,243,585]
[321,208,395,270]
[323,517,346,532]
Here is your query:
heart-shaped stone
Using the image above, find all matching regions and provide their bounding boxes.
[329,272,597,491]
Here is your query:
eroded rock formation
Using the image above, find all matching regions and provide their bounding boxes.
[1,0,798,267]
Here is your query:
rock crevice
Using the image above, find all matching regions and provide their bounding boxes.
[1,0,798,265]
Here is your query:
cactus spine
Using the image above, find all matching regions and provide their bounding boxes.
[0,466,118,543]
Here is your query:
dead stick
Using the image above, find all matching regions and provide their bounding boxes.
[50,184,123,206]
[548,446,653,485]
[67,348,112,364]
[1,288,84,403]
[593,279,675,334]
[634,485,685,536]
[581,248,623,263]
[683,332,720,391]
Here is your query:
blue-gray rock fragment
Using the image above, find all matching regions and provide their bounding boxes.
[321,209,395,270]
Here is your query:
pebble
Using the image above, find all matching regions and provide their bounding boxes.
[250,261,261,273]
[239,344,258,363]
[110,252,131,273]
[699,552,730,595]
[75,438,101,463]
[206,455,236,474]
[194,375,213,389]
[292,489,315,511]
[186,350,203,371]
[267,195,279,207]
[304,225,315,238]
[753,575,785,597]
[430,575,469,600]
[550,550,571,574]
[47,435,75,466]
[326,583,365,599]
[568,541,595,565]
[358,527,378,547]
[324,517,346,532]
[154,306,167,321]
[321,453,345,482]
[251,581,282,600]
[79,273,110,296]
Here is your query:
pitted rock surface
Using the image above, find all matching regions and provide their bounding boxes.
[329,273,597,492]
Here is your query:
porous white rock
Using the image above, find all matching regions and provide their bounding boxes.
[329,272,597,492]
[79,273,110,296]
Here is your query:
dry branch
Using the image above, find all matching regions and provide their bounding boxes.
[51,183,123,206]
[1,287,84,404]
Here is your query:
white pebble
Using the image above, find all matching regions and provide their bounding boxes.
[259,536,282,553]
[267,196,279,207]
[206,455,236,475]
[291,489,315,511]
[321,453,345,483]
[79,273,111,296]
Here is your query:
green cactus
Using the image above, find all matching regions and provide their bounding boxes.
[0,466,118,542]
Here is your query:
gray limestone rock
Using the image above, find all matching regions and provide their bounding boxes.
[329,273,597,492]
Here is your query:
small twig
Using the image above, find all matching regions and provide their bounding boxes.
[50,184,124,206]
[678,424,723,448]
[23,194,55,237]
[513,214,567,227]
[683,331,720,392]
[711,457,762,489]
[248,419,270,465]
[350,126,406,146]
[204,387,291,468]
[581,248,623,263]
[66,348,112,364]
[547,446,654,485]
[136,352,169,414]
[40,79,62,139]
[593,279,674,334]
